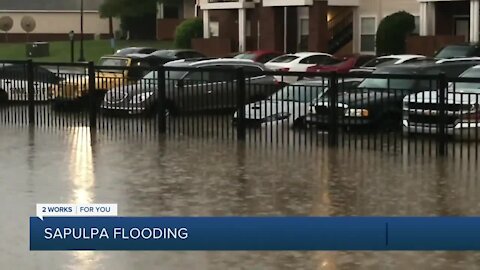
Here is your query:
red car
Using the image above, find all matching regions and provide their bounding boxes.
[234,50,284,63]
[306,54,375,74]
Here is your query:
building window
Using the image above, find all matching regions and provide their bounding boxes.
[210,21,219,37]
[299,18,309,51]
[246,20,251,37]
[164,5,180,19]
[360,17,376,52]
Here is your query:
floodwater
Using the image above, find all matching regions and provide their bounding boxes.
[1,126,480,270]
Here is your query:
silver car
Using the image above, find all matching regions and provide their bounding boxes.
[403,65,480,140]
[101,59,280,115]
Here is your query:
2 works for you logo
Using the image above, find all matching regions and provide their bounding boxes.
[36,204,118,219]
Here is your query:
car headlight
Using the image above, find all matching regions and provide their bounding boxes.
[263,112,291,122]
[129,92,153,104]
[345,108,369,117]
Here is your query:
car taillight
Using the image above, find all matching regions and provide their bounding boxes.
[277,67,290,72]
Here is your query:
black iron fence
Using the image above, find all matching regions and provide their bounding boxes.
[1,60,480,158]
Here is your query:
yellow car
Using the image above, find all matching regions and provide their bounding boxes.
[52,55,153,110]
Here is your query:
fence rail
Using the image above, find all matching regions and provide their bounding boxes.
[1,60,480,158]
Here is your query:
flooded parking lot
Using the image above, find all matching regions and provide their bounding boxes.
[1,126,480,269]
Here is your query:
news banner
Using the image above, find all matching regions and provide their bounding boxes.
[30,204,480,251]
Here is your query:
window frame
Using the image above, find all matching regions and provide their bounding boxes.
[359,15,377,54]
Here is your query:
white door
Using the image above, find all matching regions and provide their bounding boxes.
[455,18,469,42]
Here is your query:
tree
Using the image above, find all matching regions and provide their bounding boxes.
[100,0,158,39]
[174,18,203,49]
[376,11,416,56]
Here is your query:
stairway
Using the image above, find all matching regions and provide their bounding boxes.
[327,11,353,54]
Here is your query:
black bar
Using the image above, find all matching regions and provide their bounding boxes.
[88,61,97,130]
[27,60,35,126]
[328,72,339,147]
[236,68,246,141]
[437,73,447,156]
[157,66,167,134]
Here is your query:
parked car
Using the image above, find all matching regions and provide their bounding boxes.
[306,54,375,74]
[234,78,363,128]
[265,52,336,84]
[403,64,480,139]
[349,54,427,74]
[234,51,284,63]
[434,44,480,59]
[114,47,157,56]
[0,63,61,102]
[139,49,207,65]
[100,59,280,115]
[305,59,480,130]
[52,55,156,110]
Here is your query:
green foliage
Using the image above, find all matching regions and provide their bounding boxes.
[174,18,203,49]
[376,11,416,56]
[100,0,157,18]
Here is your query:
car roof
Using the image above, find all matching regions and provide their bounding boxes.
[377,54,425,61]
[165,58,260,67]
[374,60,480,74]
[294,52,333,57]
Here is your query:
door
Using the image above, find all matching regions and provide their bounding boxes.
[455,18,469,42]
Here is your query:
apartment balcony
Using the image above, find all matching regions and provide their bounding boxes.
[201,0,257,10]
[262,0,359,7]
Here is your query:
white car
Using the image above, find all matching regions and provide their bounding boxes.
[265,52,335,84]
[0,64,61,102]
[235,78,363,128]
[350,54,427,73]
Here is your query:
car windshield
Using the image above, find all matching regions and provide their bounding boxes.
[98,58,129,73]
[271,84,325,102]
[358,76,416,91]
[269,55,298,63]
[453,68,480,93]
[435,45,476,59]
[362,57,398,68]
[234,53,256,60]
[143,70,188,81]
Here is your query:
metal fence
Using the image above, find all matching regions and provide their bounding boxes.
[1,60,479,158]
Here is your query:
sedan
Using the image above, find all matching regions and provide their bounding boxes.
[235,78,363,128]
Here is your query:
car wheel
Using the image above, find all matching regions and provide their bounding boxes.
[292,117,307,129]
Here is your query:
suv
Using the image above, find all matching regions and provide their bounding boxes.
[100,59,280,115]
[403,65,480,140]
[305,59,480,130]
[434,44,480,59]
[52,55,157,110]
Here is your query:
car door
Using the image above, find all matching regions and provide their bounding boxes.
[291,55,333,72]
[176,69,211,111]
[204,65,236,109]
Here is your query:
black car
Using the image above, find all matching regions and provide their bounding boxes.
[141,49,207,65]
[434,44,480,59]
[114,47,157,56]
[305,60,480,130]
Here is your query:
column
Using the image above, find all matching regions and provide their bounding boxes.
[419,2,428,36]
[203,9,210,39]
[239,8,246,52]
[470,0,480,42]
[352,7,360,53]
[308,0,328,52]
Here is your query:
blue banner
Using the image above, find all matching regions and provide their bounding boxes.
[29,217,480,251]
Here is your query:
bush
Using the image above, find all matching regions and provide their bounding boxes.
[174,18,203,49]
[376,11,416,56]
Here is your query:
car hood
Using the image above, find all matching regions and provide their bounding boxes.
[405,90,480,105]
[320,90,405,108]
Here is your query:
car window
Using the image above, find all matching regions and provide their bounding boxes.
[257,53,282,63]
[184,71,209,82]
[209,65,235,82]
[453,67,480,93]
[242,66,263,78]
[139,48,156,54]
[362,57,397,68]
[269,55,298,63]
[435,45,478,58]
[299,55,333,65]
[187,51,206,59]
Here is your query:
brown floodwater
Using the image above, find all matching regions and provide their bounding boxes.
[1,126,480,270]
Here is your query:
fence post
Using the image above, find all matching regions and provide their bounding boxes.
[157,66,166,134]
[27,60,35,126]
[236,67,246,141]
[88,61,97,130]
[328,71,339,147]
[437,72,447,156]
